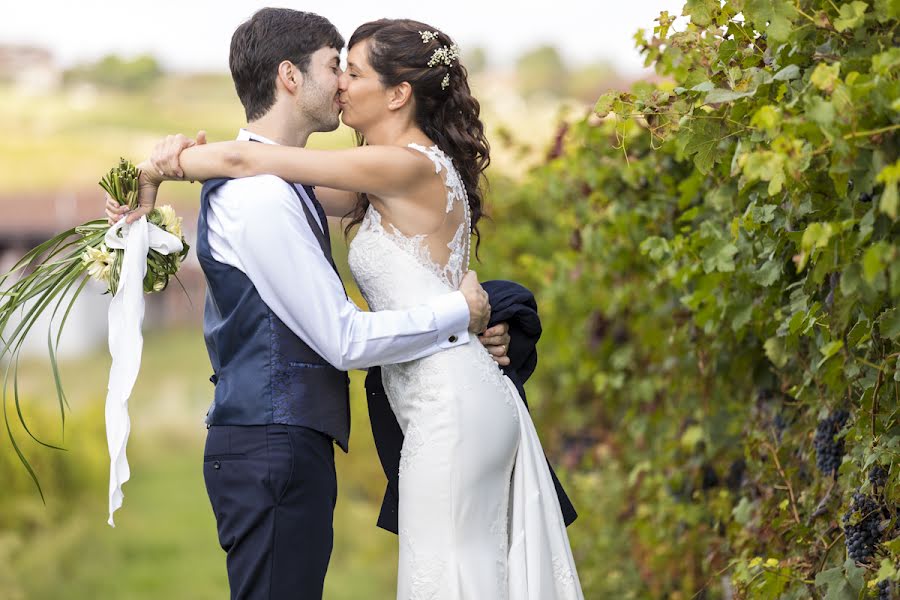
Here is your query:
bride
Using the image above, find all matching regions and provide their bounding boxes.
[113,18,583,600]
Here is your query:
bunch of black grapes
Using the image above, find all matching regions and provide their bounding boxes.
[874,579,894,600]
[869,464,889,490]
[814,410,849,478]
[843,491,882,563]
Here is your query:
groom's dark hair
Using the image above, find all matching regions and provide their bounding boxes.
[230,8,344,121]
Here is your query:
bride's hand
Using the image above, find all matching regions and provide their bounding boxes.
[150,130,207,179]
[105,162,163,225]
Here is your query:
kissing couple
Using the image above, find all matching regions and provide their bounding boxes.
[107,8,584,600]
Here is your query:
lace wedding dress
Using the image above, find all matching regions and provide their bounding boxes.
[348,143,584,600]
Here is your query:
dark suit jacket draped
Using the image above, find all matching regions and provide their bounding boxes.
[365,280,578,533]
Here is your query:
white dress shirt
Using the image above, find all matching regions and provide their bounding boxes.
[204,129,470,371]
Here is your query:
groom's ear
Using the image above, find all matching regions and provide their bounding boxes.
[387,82,413,111]
[276,60,302,93]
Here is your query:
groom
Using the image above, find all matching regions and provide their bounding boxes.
[111,8,510,600]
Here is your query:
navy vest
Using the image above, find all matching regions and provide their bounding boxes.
[197,177,350,451]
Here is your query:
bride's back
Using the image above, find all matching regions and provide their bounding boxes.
[348,143,470,310]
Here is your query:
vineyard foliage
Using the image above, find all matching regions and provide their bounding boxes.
[480,0,899,597]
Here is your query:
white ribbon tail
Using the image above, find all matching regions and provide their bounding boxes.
[103,217,183,527]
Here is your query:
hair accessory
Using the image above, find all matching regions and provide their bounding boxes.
[427,44,459,68]
[419,31,459,90]
[419,30,439,43]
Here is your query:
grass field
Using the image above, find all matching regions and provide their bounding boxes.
[2,327,399,599]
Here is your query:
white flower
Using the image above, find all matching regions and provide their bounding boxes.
[156,205,183,239]
[152,278,166,292]
[81,243,114,283]
[428,44,460,68]
[419,30,439,44]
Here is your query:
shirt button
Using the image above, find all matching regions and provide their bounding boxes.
[448,335,458,343]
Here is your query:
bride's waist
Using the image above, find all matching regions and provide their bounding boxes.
[382,341,504,381]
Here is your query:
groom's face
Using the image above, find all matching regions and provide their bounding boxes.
[297,46,343,133]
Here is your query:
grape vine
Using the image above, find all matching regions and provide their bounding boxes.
[481,0,900,596]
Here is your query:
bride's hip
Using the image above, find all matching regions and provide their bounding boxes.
[383,341,507,388]
[383,363,519,433]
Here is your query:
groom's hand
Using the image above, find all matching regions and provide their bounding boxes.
[479,322,511,367]
[460,270,490,333]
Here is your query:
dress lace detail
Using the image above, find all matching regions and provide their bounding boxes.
[466,346,519,423]
[489,496,511,600]
[407,143,465,214]
[398,421,425,478]
[356,143,470,291]
[553,556,577,595]
[401,528,446,600]
[362,208,465,291]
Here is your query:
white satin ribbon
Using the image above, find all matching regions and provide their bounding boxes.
[103,216,183,527]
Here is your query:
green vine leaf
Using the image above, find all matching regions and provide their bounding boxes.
[684,118,725,174]
[764,336,789,367]
[876,308,900,339]
[833,1,868,31]
[594,91,621,118]
[744,0,797,42]
[706,87,759,104]
[773,64,801,81]
[811,62,842,94]
[683,0,720,25]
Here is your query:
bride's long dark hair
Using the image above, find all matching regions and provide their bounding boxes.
[343,19,490,257]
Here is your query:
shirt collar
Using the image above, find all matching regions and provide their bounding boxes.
[236,128,313,193]
[237,128,280,145]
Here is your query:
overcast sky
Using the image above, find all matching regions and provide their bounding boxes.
[4,1,686,74]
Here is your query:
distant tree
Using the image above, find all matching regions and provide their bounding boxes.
[464,46,488,75]
[64,54,163,91]
[515,44,568,99]
[567,61,619,103]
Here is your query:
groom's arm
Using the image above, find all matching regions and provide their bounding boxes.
[218,175,473,371]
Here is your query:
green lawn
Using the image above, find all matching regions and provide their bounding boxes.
[3,328,398,599]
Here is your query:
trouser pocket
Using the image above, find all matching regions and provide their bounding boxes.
[266,424,295,504]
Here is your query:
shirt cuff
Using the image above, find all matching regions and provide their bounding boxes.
[429,290,470,349]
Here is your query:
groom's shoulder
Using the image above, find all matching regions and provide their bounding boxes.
[213,175,297,211]
[217,174,294,196]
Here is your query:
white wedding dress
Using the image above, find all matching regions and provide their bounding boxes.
[348,143,584,600]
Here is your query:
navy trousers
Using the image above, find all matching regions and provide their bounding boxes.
[203,424,337,600]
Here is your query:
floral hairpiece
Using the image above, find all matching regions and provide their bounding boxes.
[419,30,439,43]
[420,35,460,90]
[427,44,460,68]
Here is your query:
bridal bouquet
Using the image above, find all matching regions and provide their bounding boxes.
[0,158,188,524]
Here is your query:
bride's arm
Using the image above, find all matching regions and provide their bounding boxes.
[314,187,360,218]
[169,141,426,199]
[106,146,372,225]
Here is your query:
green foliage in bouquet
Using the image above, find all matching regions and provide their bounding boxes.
[0,159,189,499]
[481,0,899,597]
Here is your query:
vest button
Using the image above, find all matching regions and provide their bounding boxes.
[213,461,221,470]
[448,335,458,343]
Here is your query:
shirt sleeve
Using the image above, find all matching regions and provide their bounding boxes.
[217,175,470,371]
